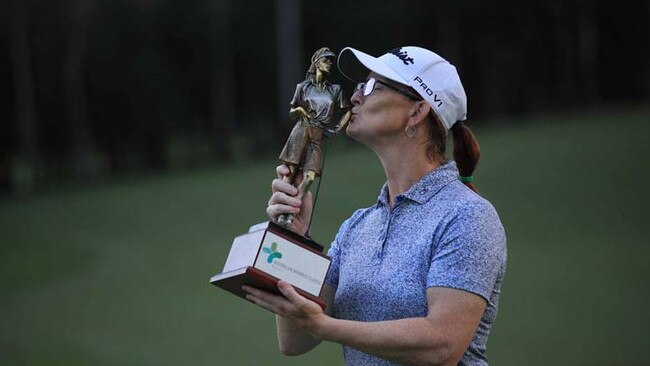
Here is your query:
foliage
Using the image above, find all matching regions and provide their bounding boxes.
[2,0,649,193]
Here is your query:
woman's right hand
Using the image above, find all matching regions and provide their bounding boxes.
[266,165,313,236]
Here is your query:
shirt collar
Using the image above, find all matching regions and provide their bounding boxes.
[305,77,331,89]
[376,161,459,207]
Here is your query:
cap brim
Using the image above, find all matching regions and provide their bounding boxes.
[337,47,408,85]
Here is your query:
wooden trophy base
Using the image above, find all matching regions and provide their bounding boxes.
[210,222,330,310]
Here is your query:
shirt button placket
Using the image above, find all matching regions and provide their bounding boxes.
[380,202,400,259]
[377,207,390,260]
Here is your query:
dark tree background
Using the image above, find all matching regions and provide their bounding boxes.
[1,0,649,195]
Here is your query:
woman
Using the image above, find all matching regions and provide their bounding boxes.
[243,46,507,366]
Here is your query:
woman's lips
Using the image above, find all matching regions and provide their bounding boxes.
[350,108,359,123]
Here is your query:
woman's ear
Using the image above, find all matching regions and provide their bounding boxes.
[409,101,431,126]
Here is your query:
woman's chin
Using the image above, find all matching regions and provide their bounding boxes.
[345,123,356,137]
[345,124,366,144]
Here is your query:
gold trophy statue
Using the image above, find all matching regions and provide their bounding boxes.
[277,47,351,227]
[210,47,350,310]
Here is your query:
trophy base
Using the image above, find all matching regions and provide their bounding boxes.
[211,266,326,310]
[210,222,330,310]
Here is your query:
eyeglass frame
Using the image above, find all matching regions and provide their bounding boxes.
[355,77,422,101]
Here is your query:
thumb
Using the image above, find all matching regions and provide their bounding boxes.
[277,281,304,303]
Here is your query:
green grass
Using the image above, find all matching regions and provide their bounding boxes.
[1,107,649,365]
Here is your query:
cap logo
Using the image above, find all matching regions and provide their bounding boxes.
[413,76,435,98]
[433,94,442,107]
[388,47,414,65]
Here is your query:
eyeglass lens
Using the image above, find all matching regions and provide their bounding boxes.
[355,78,377,97]
[363,78,376,97]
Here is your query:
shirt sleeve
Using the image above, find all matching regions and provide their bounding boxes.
[289,82,304,109]
[324,238,340,288]
[337,85,349,110]
[426,200,507,303]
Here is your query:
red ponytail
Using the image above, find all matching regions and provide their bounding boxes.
[451,121,480,193]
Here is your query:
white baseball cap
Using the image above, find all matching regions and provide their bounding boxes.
[338,46,467,131]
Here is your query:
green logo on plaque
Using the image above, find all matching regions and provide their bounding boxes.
[262,242,283,263]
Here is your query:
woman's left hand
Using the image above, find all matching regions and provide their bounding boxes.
[242,281,327,338]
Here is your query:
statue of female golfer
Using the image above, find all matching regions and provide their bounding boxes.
[277,47,351,228]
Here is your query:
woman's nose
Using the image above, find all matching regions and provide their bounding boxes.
[350,88,362,106]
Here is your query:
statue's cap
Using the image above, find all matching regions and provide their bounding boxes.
[311,47,336,64]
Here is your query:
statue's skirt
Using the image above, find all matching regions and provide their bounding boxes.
[279,119,323,175]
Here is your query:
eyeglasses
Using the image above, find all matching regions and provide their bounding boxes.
[355,77,422,101]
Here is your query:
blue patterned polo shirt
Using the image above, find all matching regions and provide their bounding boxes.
[325,161,507,365]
